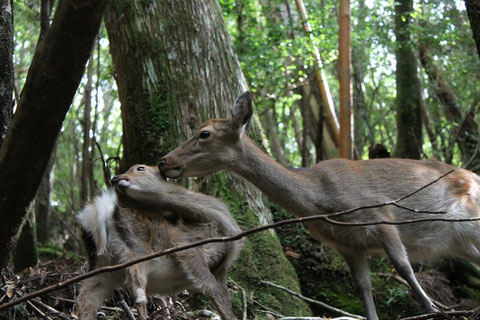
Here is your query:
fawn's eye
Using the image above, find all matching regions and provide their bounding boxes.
[199,131,211,139]
[137,166,146,172]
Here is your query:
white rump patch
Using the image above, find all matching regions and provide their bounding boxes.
[76,189,117,256]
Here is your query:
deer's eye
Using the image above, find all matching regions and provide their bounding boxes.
[137,166,146,172]
[199,131,211,139]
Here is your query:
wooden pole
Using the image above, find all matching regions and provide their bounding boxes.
[338,0,353,159]
[294,0,340,147]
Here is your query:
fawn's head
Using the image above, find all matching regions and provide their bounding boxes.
[112,164,164,198]
[159,92,253,178]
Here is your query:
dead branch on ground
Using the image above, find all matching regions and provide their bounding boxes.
[261,280,365,319]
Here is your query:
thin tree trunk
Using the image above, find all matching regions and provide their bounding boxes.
[35,145,56,243]
[393,0,422,159]
[105,0,311,315]
[419,43,479,168]
[0,0,13,146]
[465,0,480,60]
[420,97,440,158]
[0,0,104,269]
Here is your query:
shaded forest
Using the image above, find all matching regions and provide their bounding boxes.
[1,0,480,319]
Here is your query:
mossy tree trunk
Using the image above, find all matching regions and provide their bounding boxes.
[0,0,13,145]
[393,0,422,159]
[105,0,311,317]
[465,0,480,60]
[0,0,104,269]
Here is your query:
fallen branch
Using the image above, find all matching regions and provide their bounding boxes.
[120,299,136,320]
[2,170,474,312]
[261,280,365,320]
[31,298,71,320]
[398,309,475,320]
[229,278,247,320]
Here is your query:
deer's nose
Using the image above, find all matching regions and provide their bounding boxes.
[158,158,166,168]
[111,175,118,185]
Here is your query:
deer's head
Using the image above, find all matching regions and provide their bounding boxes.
[159,92,253,178]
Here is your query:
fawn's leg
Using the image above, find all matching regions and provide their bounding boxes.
[76,273,116,320]
[175,247,237,320]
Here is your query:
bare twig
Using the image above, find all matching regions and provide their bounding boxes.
[376,273,449,310]
[1,171,473,312]
[53,296,124,313]
[229,278,247,320]
[27,300,51,320]
[398,309,475,320]
[120,299,136,320]
[261,281,365,319]
[252,295,284,318]
[31,298,72,320]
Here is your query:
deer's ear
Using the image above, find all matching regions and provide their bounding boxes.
[230,91,253,136]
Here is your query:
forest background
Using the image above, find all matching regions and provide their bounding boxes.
[1,0,480,319]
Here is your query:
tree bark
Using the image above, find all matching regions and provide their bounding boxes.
[105,0,311,316]
[35,146,55,244]
[0,0,13,146]
[0,0,104,269]
[465,0,480,60]
[393,0,422,159]
[12,211,38,272]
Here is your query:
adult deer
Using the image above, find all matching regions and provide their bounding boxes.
[159,92,480,320]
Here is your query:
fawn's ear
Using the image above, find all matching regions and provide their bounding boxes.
[230,91,253,136]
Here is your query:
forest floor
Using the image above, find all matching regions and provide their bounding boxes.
[1,250,480,319]
[0,254,208,320]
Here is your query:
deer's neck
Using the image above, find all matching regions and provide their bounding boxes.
[231,136,317,215]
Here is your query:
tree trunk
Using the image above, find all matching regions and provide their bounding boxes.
[0,0,13,146]
[393,0,422,159]
[105,0,311,316]
[419,43,480,169]
[0,0,104,269]
[465,0,480,60]
[35,146,56,243]
[12,211,38,272]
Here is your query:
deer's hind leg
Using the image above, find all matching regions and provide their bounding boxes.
[340,249,378,320]
[374,224,438,313]
[175,247,237,320]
